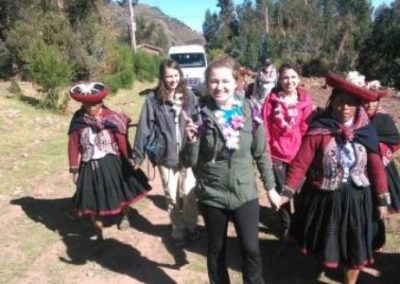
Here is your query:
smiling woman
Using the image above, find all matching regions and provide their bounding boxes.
[282,72,391,284]
[182,56,277,283]
[132,59,200,246]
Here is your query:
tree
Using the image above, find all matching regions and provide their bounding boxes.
[359,0,400,87]
[203,9,221,48]
[217,0,236,50]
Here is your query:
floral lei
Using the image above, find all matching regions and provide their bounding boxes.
[273,91,299,129]
[214,99,245,150]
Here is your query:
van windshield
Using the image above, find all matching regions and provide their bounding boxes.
[170,53,206,68]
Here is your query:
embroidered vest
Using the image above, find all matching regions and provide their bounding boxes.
[79,127,119,162]
[311,138,370,190]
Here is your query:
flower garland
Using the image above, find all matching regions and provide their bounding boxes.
[346,71,382,90]
[273,91,299,129]
[214,99,245,150]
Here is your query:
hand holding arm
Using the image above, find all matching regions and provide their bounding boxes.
[129,158,139,170]
[267,188,281,209]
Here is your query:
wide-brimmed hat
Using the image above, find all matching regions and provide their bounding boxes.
[326,72,388,102]
[70,82,108,103]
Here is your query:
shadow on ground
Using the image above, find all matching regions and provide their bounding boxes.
[11,196,176,283]
[10,195,398,283]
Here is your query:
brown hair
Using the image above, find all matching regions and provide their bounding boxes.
[205,56,240,86]
[277,62,302,89]
[155,59,188,105]
[326,88,361,112]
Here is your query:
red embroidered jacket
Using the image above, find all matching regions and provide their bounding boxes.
[68,107,131,173]
[285,134,388,198]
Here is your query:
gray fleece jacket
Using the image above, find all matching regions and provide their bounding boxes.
[132,90,198,168]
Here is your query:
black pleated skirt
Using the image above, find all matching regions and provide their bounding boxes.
[386,161,400,212]
[291,182,374,269]
[73,154,151,217]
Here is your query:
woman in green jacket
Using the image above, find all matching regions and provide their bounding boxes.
[183,56,278,284]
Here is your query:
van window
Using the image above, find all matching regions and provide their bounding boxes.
[170,53,206,68]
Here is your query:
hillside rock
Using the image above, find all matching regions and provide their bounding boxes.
[103,3,205,51]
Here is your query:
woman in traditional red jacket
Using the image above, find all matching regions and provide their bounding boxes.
[362,86,400,213]
[68,82,151,240]
[362,81,400,250]
[280,73,390,284]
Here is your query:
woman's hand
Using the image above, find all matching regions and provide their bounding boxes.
[72,172,79,185]
[183,112,199,143]
[267,188,281,209]
[129,158,139,170]
[378,206,388,219]
[279,195,290,206]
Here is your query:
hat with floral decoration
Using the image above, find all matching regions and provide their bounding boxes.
[70,82,108,103]
[326,71,388,102]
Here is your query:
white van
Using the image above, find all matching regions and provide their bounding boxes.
[168,45,207,94]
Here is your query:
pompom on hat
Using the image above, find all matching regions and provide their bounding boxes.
[326,71,388,102]
[70,82,108,103]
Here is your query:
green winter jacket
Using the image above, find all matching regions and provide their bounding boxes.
[181,98,276,210]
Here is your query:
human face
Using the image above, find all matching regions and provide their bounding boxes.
[279,68,299,94]
[163,67,180,91]
[363,99,380,118]
[207,67,237,108]
[83,101,102,117]
[331,93,358,123]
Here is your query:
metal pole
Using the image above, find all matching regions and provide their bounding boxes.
[265,0,269,34]
[129,0,137,52]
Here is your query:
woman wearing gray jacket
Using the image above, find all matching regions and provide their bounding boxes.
[183,56,279,284]
[132,59,199,246]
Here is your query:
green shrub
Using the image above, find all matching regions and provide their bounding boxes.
[25,40,74,109]
[302,57,333,77]
[134,51,161,82]
[0,41,13,79]
[103,43,135,92]
[207,49,225,62]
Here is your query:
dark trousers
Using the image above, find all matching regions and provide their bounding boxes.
[272,160,292,233]
[200,199,264,284]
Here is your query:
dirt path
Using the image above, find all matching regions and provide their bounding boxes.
[1,79,400,283]
[3,166,400,284]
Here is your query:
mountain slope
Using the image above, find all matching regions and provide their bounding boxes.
[135,4,205,46]
[104,3,205,50]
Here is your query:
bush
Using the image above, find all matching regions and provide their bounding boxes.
[134,51,161,82]
[0,41,13,79]
[103,43,135,92]
[207,48,225,62]
[302,57,333,77]
[25,40,74,109]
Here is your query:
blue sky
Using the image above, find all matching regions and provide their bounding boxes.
[136,0,394,32]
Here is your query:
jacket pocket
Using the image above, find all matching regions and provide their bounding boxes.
[237,175,255,185]
[236,175,257,201]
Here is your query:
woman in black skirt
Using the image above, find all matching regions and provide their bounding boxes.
[68,82,151,240]
[279,72,390,284]
[362,86,400,251]
[363,89,400,212]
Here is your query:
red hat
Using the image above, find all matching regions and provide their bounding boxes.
[377,88,390,99]
[326,72,387,102]
[70,82,108,103]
